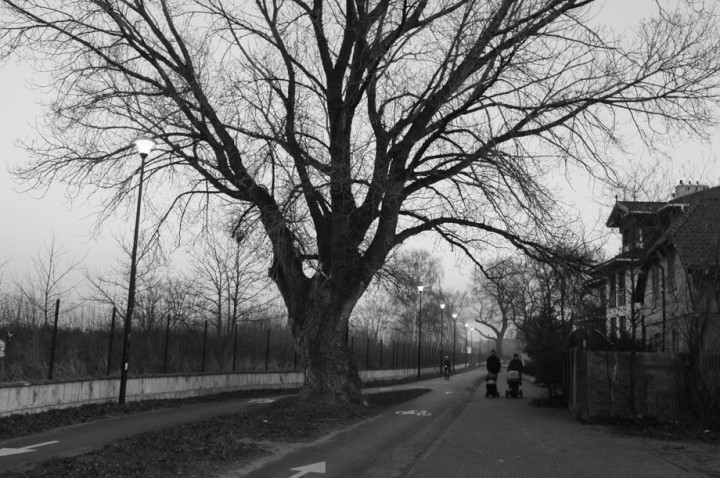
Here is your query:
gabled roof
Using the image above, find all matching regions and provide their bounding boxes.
[664,188,720,270]
[606,201,665,227]
[596,185,720,278]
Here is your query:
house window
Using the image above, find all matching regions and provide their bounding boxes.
[619,316,627,336]
[617,271,626,306]
[667,252,675,291]
[610,317,617,338]
[609,275,617,308]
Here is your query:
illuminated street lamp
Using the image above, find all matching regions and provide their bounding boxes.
[417,285,424,378]
[439,303,445,374]
[468,327,479,365]
[119,136,155,405]
[452,313,458,372]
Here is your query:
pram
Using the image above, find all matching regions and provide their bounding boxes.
[485,373,500,398]
[505,370,522,398]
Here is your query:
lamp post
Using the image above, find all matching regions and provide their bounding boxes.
[417,285,424,378]
[469,327,479,365]
[439,303,445,374]
[464,323,469,368]
[452,313,458,372]
[118,136,154,405]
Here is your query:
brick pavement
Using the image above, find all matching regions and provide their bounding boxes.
[403,371,707,478]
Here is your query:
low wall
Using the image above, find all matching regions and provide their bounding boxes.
[0,364,456,417]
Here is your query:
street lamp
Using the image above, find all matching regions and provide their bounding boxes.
[439,303,445,374]
[468,327,479,365]
[452,313,458,372]
[417,285,424,378]
[119,136,155,405]
[464,323,468,368]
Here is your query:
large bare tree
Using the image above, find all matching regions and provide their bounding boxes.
[2,0,720,402]
[470,257,526,357]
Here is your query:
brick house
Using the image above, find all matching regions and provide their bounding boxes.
[586,182,720,353]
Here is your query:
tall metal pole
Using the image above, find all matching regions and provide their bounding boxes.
[417,285,424,378]
[464,323,469,368]
[107,307,116,376]
[439,304,445,373]
[232,322,238,372]
[119,139,153,405]
[469,328,476,365]
[201,320,208,373]
[162,314,171,374]
[48,299,60,380]
[452,313,457,372]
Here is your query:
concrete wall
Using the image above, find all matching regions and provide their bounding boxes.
[0,364,460,417]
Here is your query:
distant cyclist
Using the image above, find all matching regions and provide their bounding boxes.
[443,356,452,379]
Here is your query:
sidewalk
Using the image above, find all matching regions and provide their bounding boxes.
[404,372,710,478]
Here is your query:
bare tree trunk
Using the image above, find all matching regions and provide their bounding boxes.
[290,284,364,403]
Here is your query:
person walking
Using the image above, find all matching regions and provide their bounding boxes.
[508,353,523,379]
[486,349,501,375]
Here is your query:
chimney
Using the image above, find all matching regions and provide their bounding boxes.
[675,180,709,198]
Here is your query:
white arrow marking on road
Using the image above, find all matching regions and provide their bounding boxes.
[0,441,59,457]
[288,461,326,477]
[445,391,454,394]
[248,398,276,404]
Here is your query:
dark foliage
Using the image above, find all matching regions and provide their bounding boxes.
[522,307,572,397]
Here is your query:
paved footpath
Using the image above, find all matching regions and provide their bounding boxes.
[403,372,713,478]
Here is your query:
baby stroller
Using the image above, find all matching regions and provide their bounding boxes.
[505,370,522,398]
[485,373,500,398]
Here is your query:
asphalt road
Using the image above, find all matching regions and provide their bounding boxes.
[235,371,481,478]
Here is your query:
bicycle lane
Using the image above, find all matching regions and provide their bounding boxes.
[233,371,482,478]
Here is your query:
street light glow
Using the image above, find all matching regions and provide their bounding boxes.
[134,136,155,157]
[119,136,154,405]
[417,285,424,378]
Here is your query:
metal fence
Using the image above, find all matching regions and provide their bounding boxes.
[563,349,720,420]
[0,319,471,383]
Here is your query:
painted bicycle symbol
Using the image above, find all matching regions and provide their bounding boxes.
[395,409,432,417]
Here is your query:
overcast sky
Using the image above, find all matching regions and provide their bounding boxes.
[1,0,719,292]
